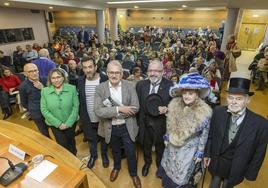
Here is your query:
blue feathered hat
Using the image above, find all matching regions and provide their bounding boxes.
[169,72,211,98]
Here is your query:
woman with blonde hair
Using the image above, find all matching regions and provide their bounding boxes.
[41,68,79,155]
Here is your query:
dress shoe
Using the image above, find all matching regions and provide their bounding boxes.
[132,176,142,188]
[101,154,109,168]
[87,156,97,169]
[110,169,120,182]
[142,163,151,177]
[3,113,10,120]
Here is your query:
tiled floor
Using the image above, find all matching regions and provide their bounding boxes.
[2,50,268,188]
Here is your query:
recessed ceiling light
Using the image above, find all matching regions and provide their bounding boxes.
[134,6,139,8]
[182,5,187,8]
[253,14,259,17]
[119,14,123,18]
[107,0,199,4]
[49,6,53,10]
[4,2,10,6]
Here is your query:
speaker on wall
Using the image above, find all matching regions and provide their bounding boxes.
[48,12,54,23]
[127,9,130,17]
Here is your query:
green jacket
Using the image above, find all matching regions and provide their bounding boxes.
[40,83,79,128]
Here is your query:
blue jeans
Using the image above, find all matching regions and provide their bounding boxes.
[110,124,137,176]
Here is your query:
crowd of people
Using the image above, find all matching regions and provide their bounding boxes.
[0,25,268,188]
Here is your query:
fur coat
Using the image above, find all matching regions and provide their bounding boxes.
[167,97,212,147]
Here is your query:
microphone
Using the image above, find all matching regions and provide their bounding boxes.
[0,157,27,186]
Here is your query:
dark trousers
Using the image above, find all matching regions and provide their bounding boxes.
[143,126,165,167]
[51,124,77,155]
[0,90,11,113]
[32,116,50,138]
[110,124,137,176]
[209,176,232,188]
[90,122,108,158]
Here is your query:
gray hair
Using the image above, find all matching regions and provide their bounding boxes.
[148,59,164,70]
[107,60,123,72]
[38,48,49,57]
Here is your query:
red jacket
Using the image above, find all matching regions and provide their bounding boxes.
[0,75,21,92]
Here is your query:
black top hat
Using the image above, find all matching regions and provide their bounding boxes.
[145,94,164,117]
[226,77,254,96]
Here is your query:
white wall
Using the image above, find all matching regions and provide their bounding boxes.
[0,7,49,55]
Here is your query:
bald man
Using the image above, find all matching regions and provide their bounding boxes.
[32,48,56,77]
[19,63,50,137]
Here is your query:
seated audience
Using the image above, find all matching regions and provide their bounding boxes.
[23,44,38,62]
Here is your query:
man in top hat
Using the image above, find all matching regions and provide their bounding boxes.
[136,60,173,176]
[204,77,268,188]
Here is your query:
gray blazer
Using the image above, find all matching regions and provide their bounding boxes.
[94,80,140,143]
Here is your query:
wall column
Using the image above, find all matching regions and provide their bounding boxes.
[96,9,105,43]
[109,8,118,41]
[220,8,240,52]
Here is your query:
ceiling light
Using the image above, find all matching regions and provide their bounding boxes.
[134,6,139,8]
[119,14,123,18]
[182,5,187,8]
[49,6,53,10]
[107,0,199,4]
[4,2,10,6]
[252,14,259,17]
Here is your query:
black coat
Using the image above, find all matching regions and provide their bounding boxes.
[77,73,108,141]
[205,106,268,187]
[136,78,173,145]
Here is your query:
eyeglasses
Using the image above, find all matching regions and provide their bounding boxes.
[27,69,38,74]
[108,71,121,76]
[148,69,162,73]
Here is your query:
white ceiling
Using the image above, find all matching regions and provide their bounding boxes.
[0,0,268,11]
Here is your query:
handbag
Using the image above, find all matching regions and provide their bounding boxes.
[186,162,204,188]
[232,49,241,58]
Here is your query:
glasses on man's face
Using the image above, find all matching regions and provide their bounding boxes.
[27,69,38,74]
[148,69,162,74]
[51,76,63,81]
[108,71,121,76]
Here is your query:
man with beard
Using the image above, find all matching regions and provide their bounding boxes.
[204,77,268,188]
[136,60,173,177]
[77,57,109,169]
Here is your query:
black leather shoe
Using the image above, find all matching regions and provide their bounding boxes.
[142,163,151,177]
[87,156,97,169]
[102,154,109,168]
[3,113,11,120]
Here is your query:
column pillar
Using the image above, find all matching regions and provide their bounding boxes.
[220,8,240,52]
[96,10,105,43]
[109,8,118,41]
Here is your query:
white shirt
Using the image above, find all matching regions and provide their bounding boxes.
[109,81,125,125]
[85,78,100,123]
[149,78,162,94]
[227,108,246,126]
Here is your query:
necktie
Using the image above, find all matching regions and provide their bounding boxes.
[150,83,159,94]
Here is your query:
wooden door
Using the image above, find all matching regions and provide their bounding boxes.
[238,23,266,50]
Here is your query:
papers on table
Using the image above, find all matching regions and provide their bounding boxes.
[26,160,58,182]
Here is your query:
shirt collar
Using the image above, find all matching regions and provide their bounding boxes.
[48,83,68,94]
[150,77,162,86]
[39,57,48,60]
[109,81,122,89]
[227,107,246,117]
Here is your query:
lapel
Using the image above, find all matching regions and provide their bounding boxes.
[219,109,230,144]
[80,76,86,101]
[157,78,165,97]
[144,79,151,97]
[236,109,255,146]
[121,80,128,105]
[103,81,111,99]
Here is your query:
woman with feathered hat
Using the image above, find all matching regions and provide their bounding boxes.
[157,72,212,187]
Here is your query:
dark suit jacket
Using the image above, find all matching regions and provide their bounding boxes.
[77,73,108,141]
[205,106,268,187]
[136,77,173,145]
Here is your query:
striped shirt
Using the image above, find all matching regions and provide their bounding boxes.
[85,78,100,123]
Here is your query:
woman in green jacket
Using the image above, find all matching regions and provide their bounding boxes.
[41,68,79,155]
